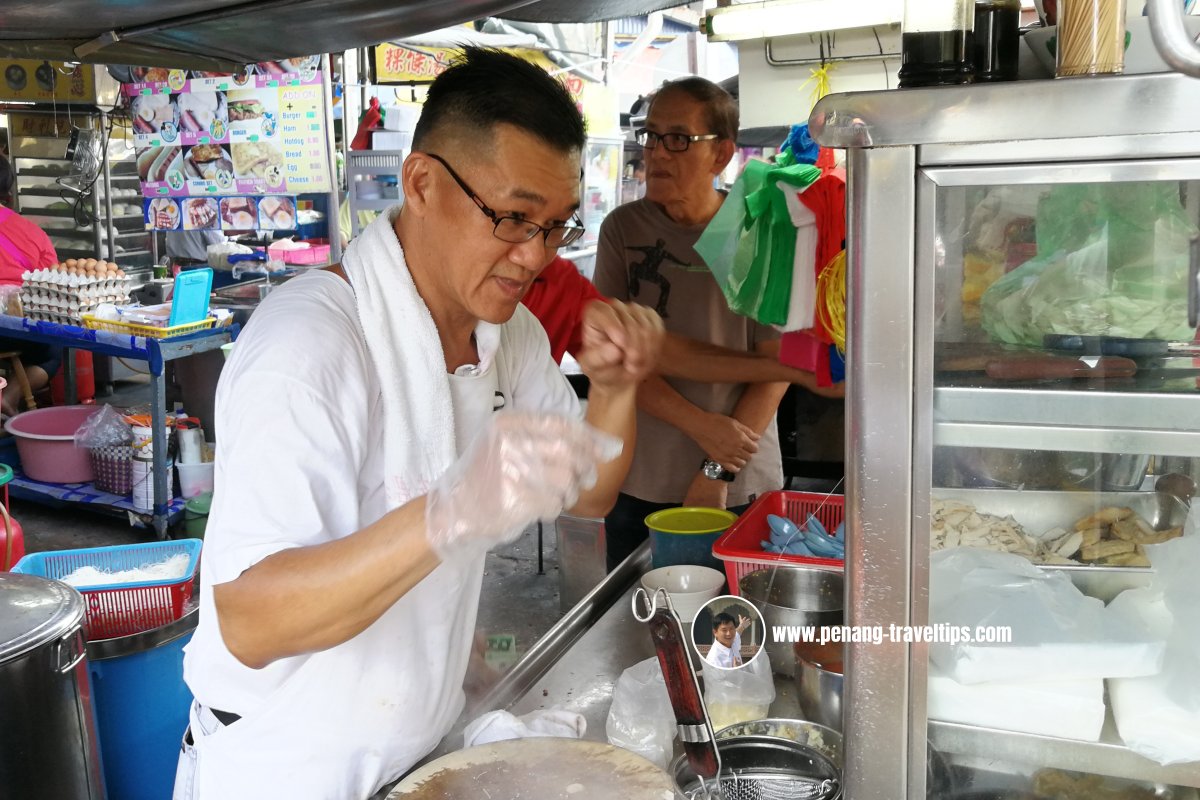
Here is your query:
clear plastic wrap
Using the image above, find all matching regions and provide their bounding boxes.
[424,411,621,561]
[73,404,133,448]
[605,656,675,770]
[702,649,776,730]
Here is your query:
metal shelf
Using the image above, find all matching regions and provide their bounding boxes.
[930,715,1200,789]
[21,207,78,218]
[18,188,72,198]
[18,168,73,179]
[44,228,97,240]
[933,387,1200,458]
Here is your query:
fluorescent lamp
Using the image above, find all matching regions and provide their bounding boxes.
[705,0,903,42]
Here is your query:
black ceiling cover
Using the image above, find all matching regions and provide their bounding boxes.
[0,0,683,70]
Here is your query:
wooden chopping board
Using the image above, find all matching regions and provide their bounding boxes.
[387,738,682,799]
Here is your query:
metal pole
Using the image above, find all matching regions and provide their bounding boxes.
[321,54,343,262]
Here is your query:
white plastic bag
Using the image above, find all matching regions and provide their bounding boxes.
[702,649,775,731]
[929,548,1164,684]
[605,656,675,771]
[1109,518,1200,765]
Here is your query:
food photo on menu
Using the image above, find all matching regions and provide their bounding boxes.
[132,94,179,136]
[146,198,181,231]
[226,88,279,137]
[184,144,234,185]
[177,91,227,135]
[220,197,258,230]
[258,196,295,230]
[183,198,220,230]
[232,141,284,185]
[137,145,184,186]
[130,67,172,84]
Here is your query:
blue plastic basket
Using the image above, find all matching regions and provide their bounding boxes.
[13,539,202,640]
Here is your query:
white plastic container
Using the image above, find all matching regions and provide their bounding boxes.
[176,462,214,500]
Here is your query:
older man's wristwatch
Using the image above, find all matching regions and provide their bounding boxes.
[701,458,736,482]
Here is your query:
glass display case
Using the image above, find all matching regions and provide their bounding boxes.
[579,135,623,250]
[812,72,1200,798]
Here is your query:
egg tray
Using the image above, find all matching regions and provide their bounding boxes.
[21,296,129,316]
[20,286,132,304]
[24,309,91,325]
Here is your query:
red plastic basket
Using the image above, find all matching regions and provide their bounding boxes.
[713,490,846,593]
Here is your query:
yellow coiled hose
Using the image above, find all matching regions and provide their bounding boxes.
[815,249,846,354]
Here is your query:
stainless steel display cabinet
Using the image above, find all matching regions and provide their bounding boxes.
[812,73,1200,799]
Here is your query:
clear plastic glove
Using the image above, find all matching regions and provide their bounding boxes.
[425,411,622,561]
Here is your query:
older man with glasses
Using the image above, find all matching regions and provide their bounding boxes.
[595,76,790,570]
[176,47,662,800]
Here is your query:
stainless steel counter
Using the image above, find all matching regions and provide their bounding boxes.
[504,583,803,743]
[376,544,803,798]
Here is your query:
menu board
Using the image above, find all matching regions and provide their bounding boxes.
[124,58,330,231]
[143,195,297,233]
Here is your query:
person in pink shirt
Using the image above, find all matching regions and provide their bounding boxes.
[0,155,62,415]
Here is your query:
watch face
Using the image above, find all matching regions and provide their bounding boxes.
[703,461,722,479]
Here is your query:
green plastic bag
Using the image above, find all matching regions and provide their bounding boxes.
[695,159,820,325]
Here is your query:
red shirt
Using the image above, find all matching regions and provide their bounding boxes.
[521,255,604,364]
[0,208,58,286]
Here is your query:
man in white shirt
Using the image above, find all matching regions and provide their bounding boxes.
[175,48,662,800]
[705,612,743,669]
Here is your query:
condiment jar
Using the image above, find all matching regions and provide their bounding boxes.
[898,0,976,87]
[974,0,1022,81]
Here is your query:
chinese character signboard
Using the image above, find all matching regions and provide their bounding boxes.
[123,57,332,231]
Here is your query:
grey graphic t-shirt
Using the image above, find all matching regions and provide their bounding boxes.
[594,198,782,506]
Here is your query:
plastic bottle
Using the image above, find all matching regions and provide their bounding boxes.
[898,0,976,88]
[974,0,1021,82]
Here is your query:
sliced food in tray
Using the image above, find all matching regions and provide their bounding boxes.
[931,490,1187,568]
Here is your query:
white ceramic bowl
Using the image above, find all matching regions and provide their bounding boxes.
[639,565,726,622]
[1025,16,1200,76]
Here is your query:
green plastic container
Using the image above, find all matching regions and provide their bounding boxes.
[184,492,212,538]
[644,507,738,571]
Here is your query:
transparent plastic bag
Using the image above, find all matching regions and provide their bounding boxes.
[702,649,776,731]
[605,656,675,771]
[1108,525,1200,765]
[73,404,133,449]
[982,181,1198,345]
[929,548,1165,685]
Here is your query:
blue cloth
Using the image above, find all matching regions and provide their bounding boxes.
[829,344,845,384]
[783,124,820,166]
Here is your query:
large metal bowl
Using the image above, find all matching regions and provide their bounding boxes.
[739,567,843,678]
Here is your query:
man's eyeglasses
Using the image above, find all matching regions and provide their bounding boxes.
[635,128,721,152]
[424,153,586,249]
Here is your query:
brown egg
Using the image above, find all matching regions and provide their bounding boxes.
[65,259,78,269]
[116,269,125,279]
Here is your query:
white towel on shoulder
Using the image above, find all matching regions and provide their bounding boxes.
[340,206,455,507]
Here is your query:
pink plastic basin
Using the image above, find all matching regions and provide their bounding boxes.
[4,405,97,483]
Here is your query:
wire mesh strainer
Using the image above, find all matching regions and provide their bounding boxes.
[673,735,842,800]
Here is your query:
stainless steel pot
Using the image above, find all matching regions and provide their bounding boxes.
[739,567,843,678]
[796,655,844,733]
[0,573,106,799]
